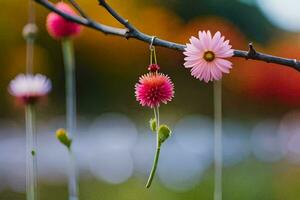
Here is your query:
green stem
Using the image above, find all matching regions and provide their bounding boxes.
[213,80,222,200]
[26,37,34,74]
[146,106,161,188]
[62,38,79,200]
[25,0,36,74]
[25,104,37,200]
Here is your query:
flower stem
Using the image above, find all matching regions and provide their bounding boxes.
[146,106,161,188]
[62,38,79,200]
[213,80,222,200]
[25,0,36,74]
[26,37,34,74]
[25,104,38,200]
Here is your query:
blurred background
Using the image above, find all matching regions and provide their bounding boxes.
[1,0,300,199]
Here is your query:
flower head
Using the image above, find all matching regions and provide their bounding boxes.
[135,73,174,108]
[8,74,52,105]
[46,2,81,39]
[183,31,234,82]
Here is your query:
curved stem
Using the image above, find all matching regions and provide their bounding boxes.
[146,141,161,188]
[62,38,79,200]
[146,106,161,188]
[25,104,37,200]
[213,80,223,200]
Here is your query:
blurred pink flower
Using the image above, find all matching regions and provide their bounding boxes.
[46,2,81,39]
[135,73,174,108]
[8,74,52,104]
[183,31,234,82]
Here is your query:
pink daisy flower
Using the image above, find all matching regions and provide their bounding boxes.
[8,74,52,105]
[183,31,234,82]
[135,73,174,108]
[46,2,81,39]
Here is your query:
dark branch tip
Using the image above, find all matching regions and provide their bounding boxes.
[247,42,257,57]
[98,0,104,5]
[293,59,297,65]
[124,29,131,39]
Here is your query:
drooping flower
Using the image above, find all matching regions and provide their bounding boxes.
[46,2,81,39]
[183,31,234,82]
[135,73,174,108]
[8,74,52,104]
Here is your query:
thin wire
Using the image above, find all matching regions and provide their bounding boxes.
[149,36,157,65]
[149,36,156,50]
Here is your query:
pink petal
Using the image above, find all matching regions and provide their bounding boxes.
[190,36,204,51]
[211,31,221,51]
[183,50,199,57]
[185,43,199,53]
[215,58,232,73]
[211,64,222,80]
[184,59,202,68]
[191,62,206,79]
[184,55,201,61]
[200,31,210,50]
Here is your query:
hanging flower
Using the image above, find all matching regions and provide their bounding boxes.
[46,2,81,39]
[183,31,234,82]
[135,73,174,108]
[8,74,52,105]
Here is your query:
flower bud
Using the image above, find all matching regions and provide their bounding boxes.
[148,64,160,72]
[149,118,157,132]
[158,124,171,144]
[46,2,81,39]
[55,128,72,149]
[22,23,38,40]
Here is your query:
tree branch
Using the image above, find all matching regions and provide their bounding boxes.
[67,0,89,19]
[34,0,300,72]
[35,0,127,36]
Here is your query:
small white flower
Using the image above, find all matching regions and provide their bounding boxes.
[8,74,52,104]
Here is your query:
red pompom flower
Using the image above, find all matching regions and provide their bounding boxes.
[46,2,81,39]
[135,73,174,108]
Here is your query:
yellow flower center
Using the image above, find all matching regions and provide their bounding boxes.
[203,51,215,62]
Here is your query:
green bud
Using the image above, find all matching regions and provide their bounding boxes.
[149,118,157,132]
[55,128,72,149]
[158,124,171,144]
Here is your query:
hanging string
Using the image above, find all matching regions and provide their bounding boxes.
[149,36,157,65]
[213,80,223,200]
